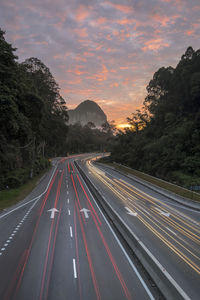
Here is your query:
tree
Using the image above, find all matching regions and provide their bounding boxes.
[111,47,200,188]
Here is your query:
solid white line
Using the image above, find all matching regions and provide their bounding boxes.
[166,227,177,236]
[68,209,71,216]
[70,226,73,238]
[88,180,190,299]
[0,161,58,219]
[73,259,77,278]
[78,170,155,300]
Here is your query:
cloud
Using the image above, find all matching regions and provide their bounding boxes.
[0,0,199,124]
[75,4,92,22]
[142,38,170,52]
[73,27,88,37]
[104,2,133,14]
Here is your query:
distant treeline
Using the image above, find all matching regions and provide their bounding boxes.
[0,29,114,189]
[111,47,200,188]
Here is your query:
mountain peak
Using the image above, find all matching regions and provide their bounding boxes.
[68,100,107,126]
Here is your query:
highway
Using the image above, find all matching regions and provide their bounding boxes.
[79,156,200,300]
[0,154,156,300]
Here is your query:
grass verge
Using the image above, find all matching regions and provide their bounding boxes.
[102,162,200,202]
[0,166,51,211]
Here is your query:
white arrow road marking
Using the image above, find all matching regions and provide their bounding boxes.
[80,208,90,219]
[47,208,59,219]
[155,207,170,217]
[125,207,138,216]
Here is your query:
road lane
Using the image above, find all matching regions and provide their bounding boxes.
[81,158,200,300]
[0,155,155,300]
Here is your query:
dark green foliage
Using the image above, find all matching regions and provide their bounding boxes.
[0,29,114,190]
[111,47,200,188]
[0,29,67,189]
[66,121,115,154]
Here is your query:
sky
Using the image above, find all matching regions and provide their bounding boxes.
[0,0,200,125]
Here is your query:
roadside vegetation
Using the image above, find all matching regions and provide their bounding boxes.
[0,28,115,196]
[98,161,200,202]
[0,165,51,210]
[111,47,200,190]
[1,26,199,202]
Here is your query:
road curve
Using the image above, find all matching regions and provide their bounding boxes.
[0,154,156,300]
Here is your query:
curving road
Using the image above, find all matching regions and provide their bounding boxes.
[79,156,200,300]
[0,154,156,300]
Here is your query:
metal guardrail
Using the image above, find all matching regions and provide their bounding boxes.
[75,160,189,300]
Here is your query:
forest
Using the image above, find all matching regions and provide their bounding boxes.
[0,29,113,189]
[111,47,200,188]
[1,26,199,190]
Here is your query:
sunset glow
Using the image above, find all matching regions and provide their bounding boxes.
[0,0,200,124]
[116,123,132,129]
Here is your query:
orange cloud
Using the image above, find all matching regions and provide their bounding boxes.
[54,11,68,29]
[151,14,171,27]
[25,40,48,45]
[73,28,88,37]
[53,52,70,59]
[67,78,82,85]
[106,48,114,52]
[63,88,95,96]
[96,44,103,51]
[185,30,194,36]
[86,64,109,82]
[106,2,133,14]
[110,82,119,87]
[75,5,91,22]
[75,56,87,62]
[151,14,180,27]
[9,34,24,41]
[116,19,135,25]
[67,65,88,76]
[97,17,107,24]
[142,38,169,52]
[122,78,130,85]
[83,51,94,57]
[100,102,139,124]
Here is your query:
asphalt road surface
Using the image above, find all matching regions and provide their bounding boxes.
[0,154,157,300]
[79,156,200,300]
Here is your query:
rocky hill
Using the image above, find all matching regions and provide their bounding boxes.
[67,100,107,127]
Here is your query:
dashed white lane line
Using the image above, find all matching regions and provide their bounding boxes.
[68,209,71,216]
[70,226,73,238]
[166,227,177,236]
[67,191,69,195]
[73,259,77,279]
[0,195,41,257]
[67,198,70,204]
